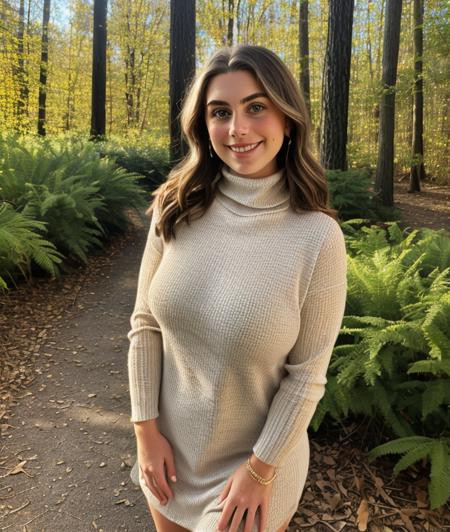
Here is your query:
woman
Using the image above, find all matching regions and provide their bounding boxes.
[127,44,347,532]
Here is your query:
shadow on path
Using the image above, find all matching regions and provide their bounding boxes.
[1,213,156,531]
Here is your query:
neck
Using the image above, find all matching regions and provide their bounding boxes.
[217,164,290,211]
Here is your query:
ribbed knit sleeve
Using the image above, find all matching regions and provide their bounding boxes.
[127,202,164,422]
[252,219,347,467]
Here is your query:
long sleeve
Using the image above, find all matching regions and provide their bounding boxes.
[252,219,348,467]
[127,201,164,422]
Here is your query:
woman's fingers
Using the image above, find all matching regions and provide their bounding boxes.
[229,506,246,532]
[164,450,177,484]
[142,471,167,504]
[243,506,257,532]
[217,499,233,531]
[258,501,268,532]
[154,467,174,501]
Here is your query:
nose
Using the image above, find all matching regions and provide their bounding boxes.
[229,111,249,138]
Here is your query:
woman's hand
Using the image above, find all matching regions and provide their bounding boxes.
[134,420,177,506]
[216,460,274,532]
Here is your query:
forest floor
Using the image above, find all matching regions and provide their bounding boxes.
[0,183,449,532]
[393,179,450,231]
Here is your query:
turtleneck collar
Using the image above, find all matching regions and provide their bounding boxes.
[217,164,290,210]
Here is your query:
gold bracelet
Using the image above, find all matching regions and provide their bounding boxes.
[246,458,277,486]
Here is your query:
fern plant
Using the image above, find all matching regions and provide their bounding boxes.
[367,436,450,509]
[326,168,378,220]
[310,222,450,509]
[0,133,148,264]
[0,202,64,289]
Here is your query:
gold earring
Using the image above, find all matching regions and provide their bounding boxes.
[209,140,214,158]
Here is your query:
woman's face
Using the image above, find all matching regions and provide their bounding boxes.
[205,70,290,179]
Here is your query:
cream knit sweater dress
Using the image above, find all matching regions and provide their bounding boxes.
[127,163,347,532]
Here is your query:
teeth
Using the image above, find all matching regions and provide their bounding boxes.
[229,142,259,153]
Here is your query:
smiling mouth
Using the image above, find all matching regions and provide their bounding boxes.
[228,141,263,153]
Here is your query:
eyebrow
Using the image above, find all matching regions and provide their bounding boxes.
[206,92,268,107]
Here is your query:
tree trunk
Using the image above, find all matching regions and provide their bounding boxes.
[299,0,310,115]
[374,0,403,206]
[37,0,50,137]
[16,0,29,125]
[169,0,195,164]
[90,0,107,139]
[320,0,354,170]
[65,18,73,131]
[107,37,113,135]
[409,0,425,192]
[227,0,234,46]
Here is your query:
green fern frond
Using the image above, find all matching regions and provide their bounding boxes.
[422,292,450,359]
[367,435,433,460]
[429,439,450,509]
[408,359,450,377]
[393,442,433,476]
[422,380,450,419]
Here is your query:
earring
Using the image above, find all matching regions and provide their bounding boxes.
[285,136,292,164]
[209,140,214,158]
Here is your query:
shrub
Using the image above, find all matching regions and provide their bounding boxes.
[311,221,450,509]
[0,202,63,290]
[0,133,148,266]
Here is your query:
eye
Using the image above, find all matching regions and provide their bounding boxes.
[211,108,229,119]
[250,103,265,113]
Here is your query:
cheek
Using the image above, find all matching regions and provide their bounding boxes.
[255,115,284,138]
[208,124,227,141]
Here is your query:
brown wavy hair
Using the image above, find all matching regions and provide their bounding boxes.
[147,44,336,242]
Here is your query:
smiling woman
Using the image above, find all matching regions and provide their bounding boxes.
[205,71,289,179]
[128,44,347,532]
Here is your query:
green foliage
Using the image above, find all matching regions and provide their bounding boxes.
[326,168,379,221]
[367,436,450,509]
[0,133,149,285]
[310,221,450,509]
[96,135,171,188]
[0,202,64,290]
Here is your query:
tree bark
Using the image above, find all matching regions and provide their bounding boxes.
[374,0,403,206]
[16,0,29,125]
[299,0,310,115]
[409,0,425,192]
[227,0,234,46]
[90,0,107,139]
[169,0,195,164]
[320,0,354,170]
[37,0,50,136]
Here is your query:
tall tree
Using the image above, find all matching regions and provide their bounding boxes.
[320,0,354,170]
[409,0,425,191]
[90,0,107,139]
[374,0,403,206]
[169,0,195,164]
[37,0,50,136]
[16,0,28,126]
[299,0,310,115]
[227,0,234,45]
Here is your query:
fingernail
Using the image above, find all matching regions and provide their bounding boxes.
[171,475,177,482]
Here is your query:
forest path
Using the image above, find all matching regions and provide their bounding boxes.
[0,212,155,531]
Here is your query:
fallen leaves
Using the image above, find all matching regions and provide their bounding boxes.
[356,499,369,531]
[4,460,34,479]
[289,425,450,531]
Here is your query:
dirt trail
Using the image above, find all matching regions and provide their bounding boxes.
[1,214,156,532]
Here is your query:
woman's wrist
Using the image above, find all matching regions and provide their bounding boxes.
[133,417,160,435]
[249,453,276,479]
